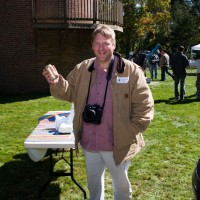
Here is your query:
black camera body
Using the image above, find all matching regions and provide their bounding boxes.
[82,104,103,125]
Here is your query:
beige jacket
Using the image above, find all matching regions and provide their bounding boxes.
[50,57,154,165]
[159,53,170,68]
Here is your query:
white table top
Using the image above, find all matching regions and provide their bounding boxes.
[24,111,75,161]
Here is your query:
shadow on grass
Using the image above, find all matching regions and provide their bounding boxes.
[154,94,199,105]
[0,153,61,200]
[186,72,197,76]
[0,93,50,104]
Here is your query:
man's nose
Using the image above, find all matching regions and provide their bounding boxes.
[99,44,104,50]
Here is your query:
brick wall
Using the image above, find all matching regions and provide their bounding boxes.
[0,1,94,94]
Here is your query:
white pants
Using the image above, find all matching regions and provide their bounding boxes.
[83,149,132,200]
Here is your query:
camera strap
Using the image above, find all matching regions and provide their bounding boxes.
[85,58,115,110]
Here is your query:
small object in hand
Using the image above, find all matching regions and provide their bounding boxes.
[45,64,57,80]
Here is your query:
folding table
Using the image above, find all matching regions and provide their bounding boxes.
[24,111,87,199]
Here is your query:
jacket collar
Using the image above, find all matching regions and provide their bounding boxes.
[88,52,125,73]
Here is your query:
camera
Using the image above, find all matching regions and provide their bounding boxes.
[82,104,103,125]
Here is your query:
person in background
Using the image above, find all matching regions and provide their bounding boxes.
[134,51,147,76]
[171,46,189,100]
[148,53,159,80]
[42,24,154,200]
[189,52,200,100]
[159,49,174,81]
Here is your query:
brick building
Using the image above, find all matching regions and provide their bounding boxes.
[0,0,123,94]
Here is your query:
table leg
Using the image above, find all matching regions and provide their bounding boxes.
[38,148,87,199]
[69,148,87,199]
[38,150,54,199]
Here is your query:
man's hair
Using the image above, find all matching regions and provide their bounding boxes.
[178,46,184,52]
[160,48,167,52]
[91,24,116,45]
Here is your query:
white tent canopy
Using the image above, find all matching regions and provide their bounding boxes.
[191,44,200,51]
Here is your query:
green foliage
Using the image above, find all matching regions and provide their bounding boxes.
[119,0,172,54]
[118,0,200,55]
[170,1,199,52]
[191,0,200,16]
[0,69,200,199]
[118,1,142,56]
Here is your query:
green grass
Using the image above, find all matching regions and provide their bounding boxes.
[0,68,199,199]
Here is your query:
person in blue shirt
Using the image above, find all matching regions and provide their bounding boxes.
[148,53,159,80]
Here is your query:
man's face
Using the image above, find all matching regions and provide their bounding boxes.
[92,33,116,65]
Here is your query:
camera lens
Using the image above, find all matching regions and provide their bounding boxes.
[86,109,96,120]
[82,104,103,124]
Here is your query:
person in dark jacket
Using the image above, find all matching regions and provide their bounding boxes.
[134,51,146,75]
[171,46,189,100]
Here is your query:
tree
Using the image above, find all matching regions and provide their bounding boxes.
[143,0,171,48]
[170,1,199,54]
[117,0,145,57]
[191,0,200,15]
[190,0,200,44]
[117,0,171,56]
[117,0,200,56]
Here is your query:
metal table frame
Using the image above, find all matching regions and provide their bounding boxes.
[38,148,87,199]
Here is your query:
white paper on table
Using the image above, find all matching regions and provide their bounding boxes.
[55,114,73,133]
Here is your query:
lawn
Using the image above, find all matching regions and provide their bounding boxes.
[0,68,199,200]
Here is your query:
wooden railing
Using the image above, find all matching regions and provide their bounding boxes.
[32,0,123,28]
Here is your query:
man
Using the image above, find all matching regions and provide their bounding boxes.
[171,46,189,100]
[43,25,154,200]
[148,53,159,80]
[159,49,174,81]
[134,51,146,75]
[189,52,200,99]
